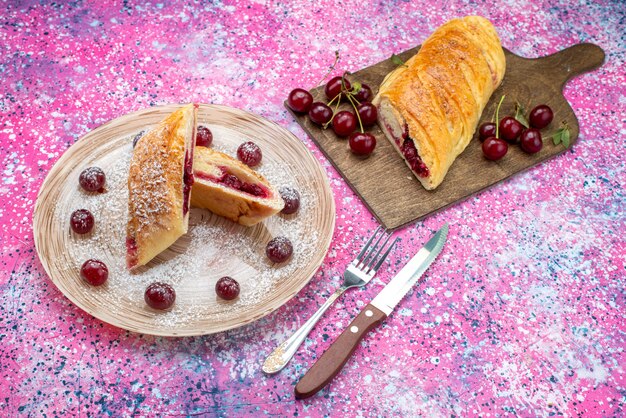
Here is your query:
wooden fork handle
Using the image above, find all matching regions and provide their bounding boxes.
[294,304,387,399]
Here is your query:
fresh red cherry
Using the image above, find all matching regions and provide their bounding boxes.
[79,167,106,193]
[70,209,94,234]
[215,276,240,300]
[357,103,378,127]
[478,122,497,141]
[332,111,356,137]
[196,126,213,147]
[499,117,524,143]
[520,129,543,153]
[280,187,300,214]
[349,132,376,156]
[237,141,262,167]
[354,84,373,102]
[482,137,508,160]
[266,236,293,263]
[529,105,554,129]
[325,76,351,101]
[308,102,333,126]
[80,259,108,286]
[287,88,313,113]
[144,282,176,310]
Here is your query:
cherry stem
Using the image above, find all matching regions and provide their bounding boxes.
[494,94,506,138]
[315,51,340,88]
[322,94,343,129]
[346,93,364,133]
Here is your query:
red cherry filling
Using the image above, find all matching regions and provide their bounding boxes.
[196,126,213,147]
[215,276,240,300]
[144,282,176,310]
[196,169,269,198]
[79,167,106,193]
[266,236,293,263]
[279,187,300,214]
[182,151,194,216]
[70,209,95,234]
[401,128,429,178]
[80,259,108,286]
[126,237,138,268]
[237,141,262,167]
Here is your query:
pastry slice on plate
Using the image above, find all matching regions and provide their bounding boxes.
[126,104,197,269]
[191,146,284,226]
[374,16,506,190]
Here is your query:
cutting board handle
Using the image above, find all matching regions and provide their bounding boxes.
[533,43,605,89]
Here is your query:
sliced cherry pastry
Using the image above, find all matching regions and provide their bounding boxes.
[215,276,240,300]
[349,132,376,156]
[196,126,213,147]
[308,102,333,126]
[280,187,300,214]
[70,209,95,234]
[144,282,176,310]
[529,105,554,129]
[80,259,108,286]
[266,236,293,263]
[287,88,313,114]
[357,103,378,127]
[79,167,106,193]
[482,137,508,160]
[520,129,543,153]
[237,141,262,167]
[478,122,496,141]
[332,111,356,137]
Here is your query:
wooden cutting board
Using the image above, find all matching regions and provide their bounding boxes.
[286,43,605,230]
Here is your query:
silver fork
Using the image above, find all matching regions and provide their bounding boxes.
[262,227,398,374]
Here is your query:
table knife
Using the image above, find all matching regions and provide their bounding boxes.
[294,224,448,399]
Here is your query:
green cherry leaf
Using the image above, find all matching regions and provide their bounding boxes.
[552,128,563,145]
[562,128,571,148]
[514,102,529,128]
[391,54,407,67]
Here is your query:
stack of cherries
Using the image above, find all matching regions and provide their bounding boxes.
[287,74,378,157]
[480,103,554,160]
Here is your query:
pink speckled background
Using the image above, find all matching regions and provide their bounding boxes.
[1,0,625,416]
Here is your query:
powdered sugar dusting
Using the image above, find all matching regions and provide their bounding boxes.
[55,129,321,331]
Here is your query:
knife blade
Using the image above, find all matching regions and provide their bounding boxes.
[294,224,448,399]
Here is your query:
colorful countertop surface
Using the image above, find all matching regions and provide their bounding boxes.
[1,1,624,416]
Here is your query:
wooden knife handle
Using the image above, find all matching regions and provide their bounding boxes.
[294,304,387,399]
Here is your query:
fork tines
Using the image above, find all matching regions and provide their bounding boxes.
[355,227,398,274]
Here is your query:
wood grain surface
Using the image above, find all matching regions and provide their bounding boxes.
[287,43,605,230]
[33,104,336,336]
